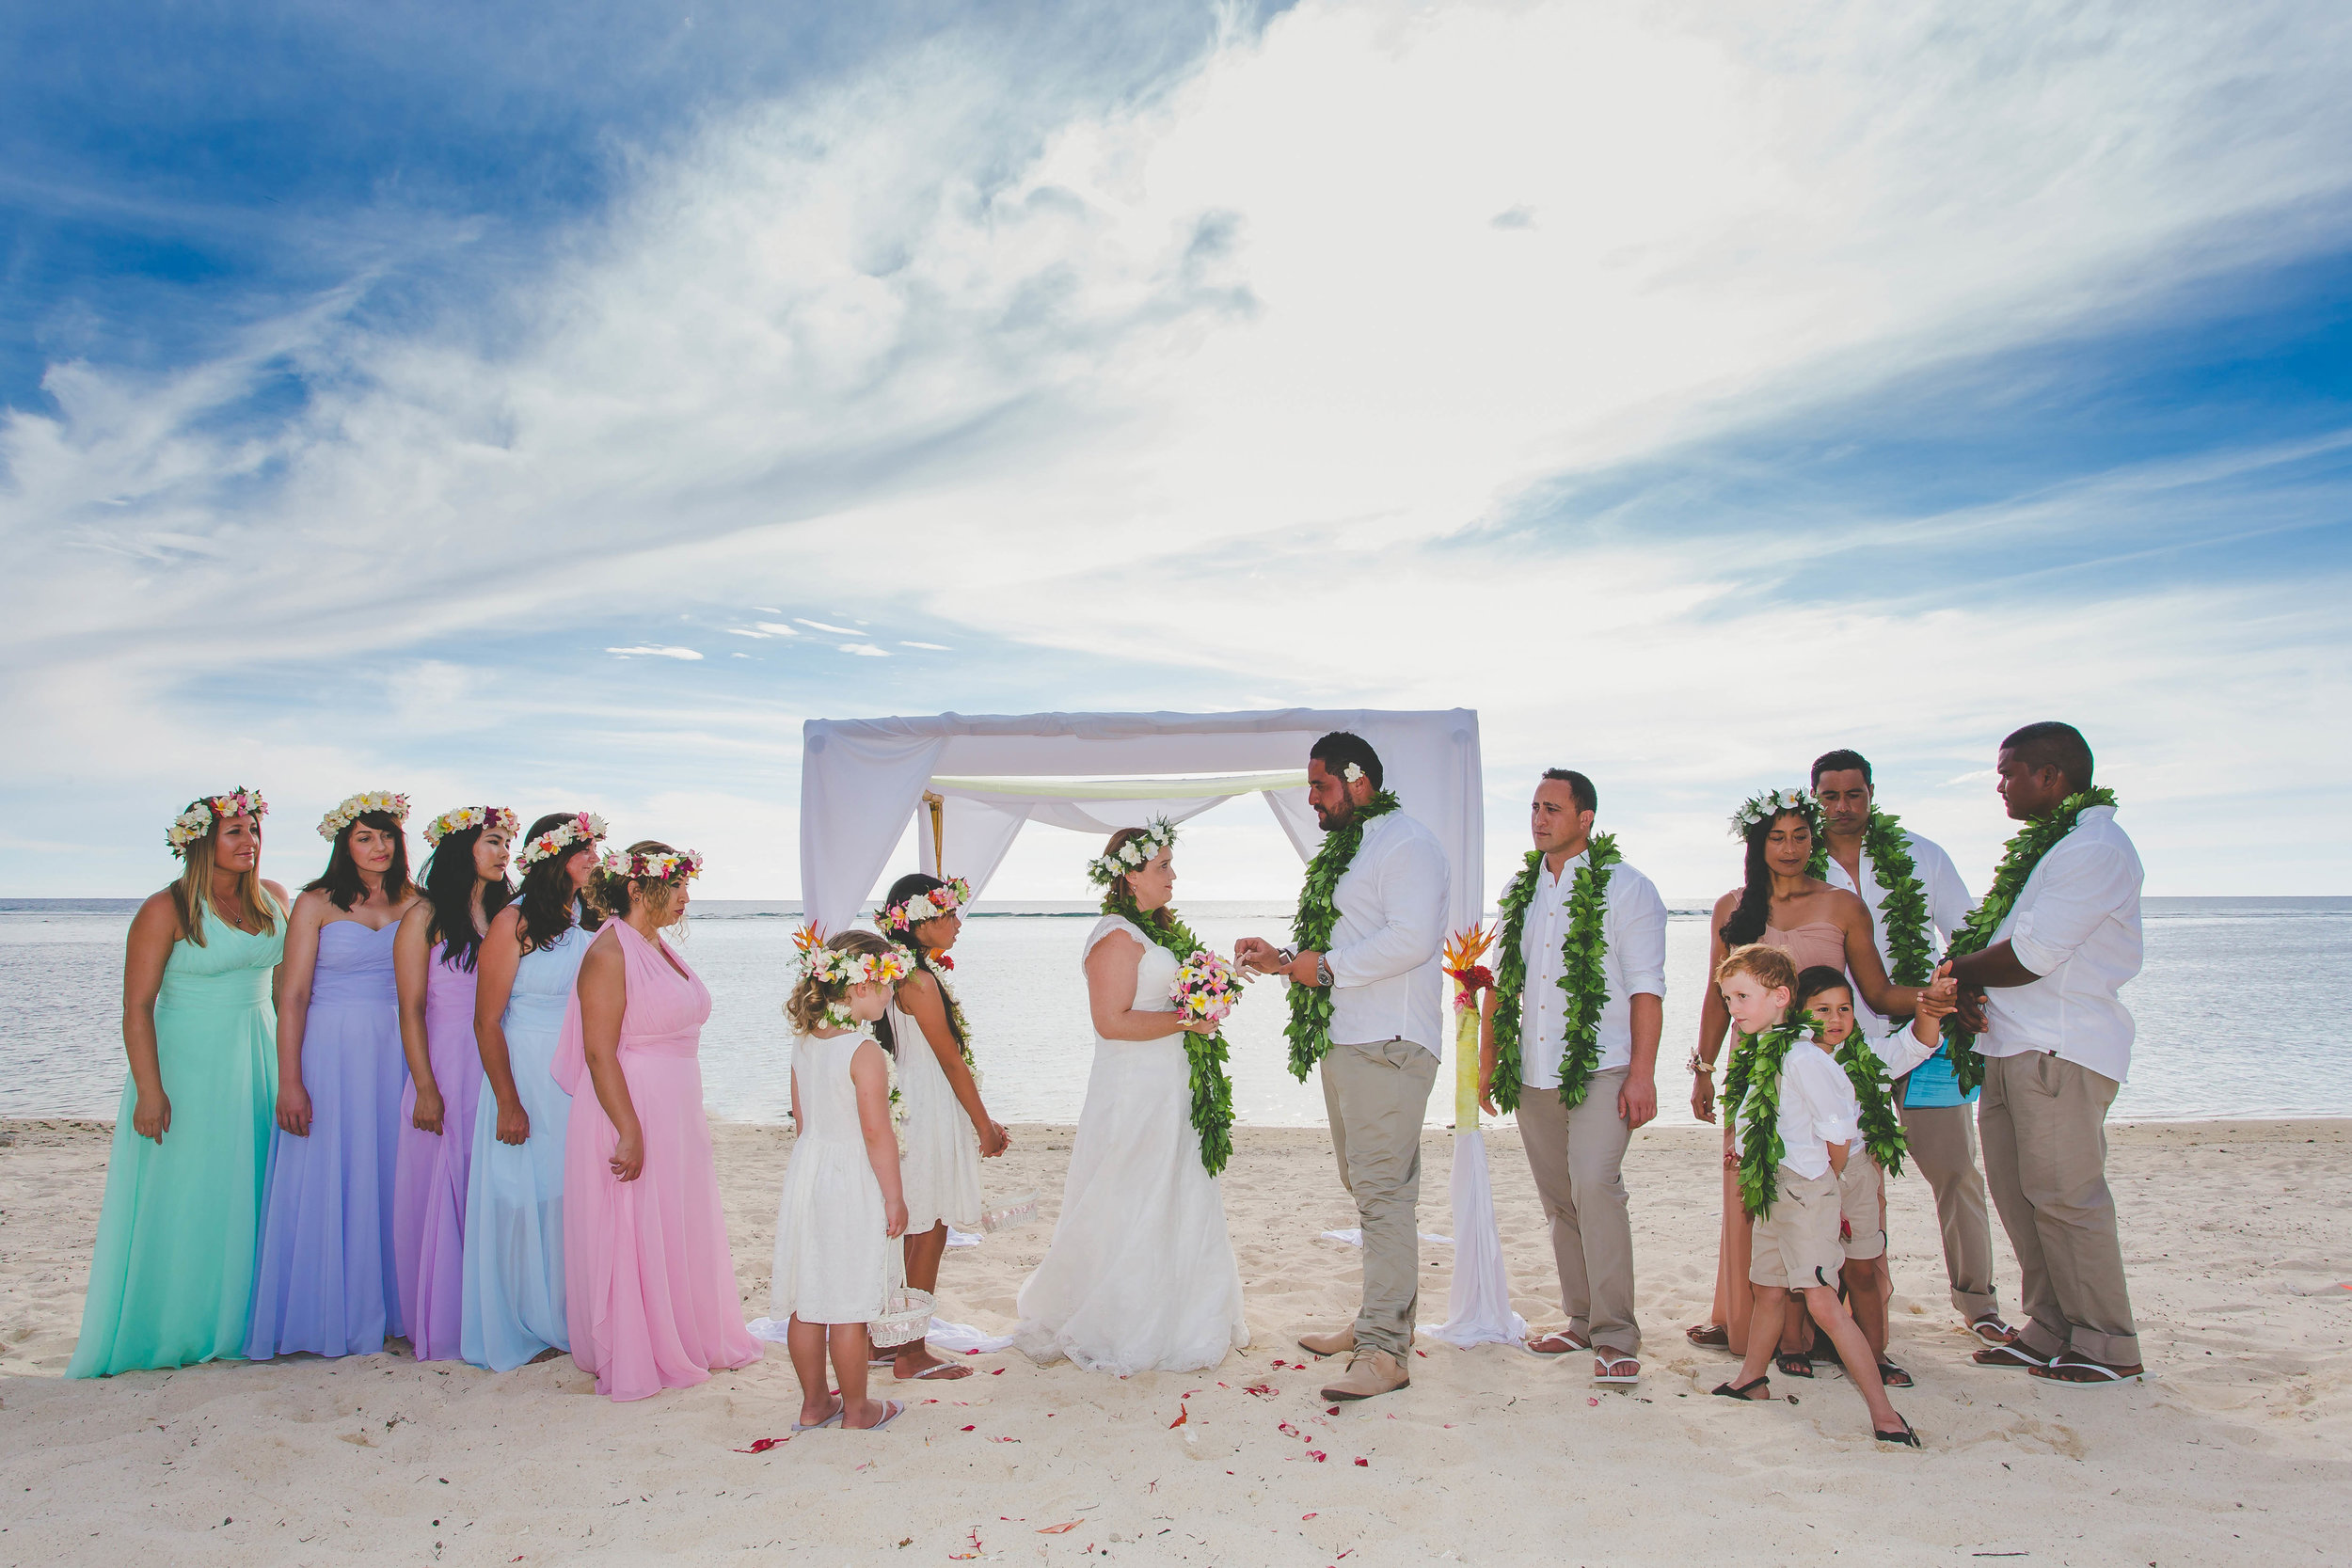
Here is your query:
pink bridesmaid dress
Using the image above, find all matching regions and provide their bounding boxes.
[393,941,484,1360]
[556,921,761,1402]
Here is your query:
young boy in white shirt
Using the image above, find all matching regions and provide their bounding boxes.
[1713,944,1918,1446]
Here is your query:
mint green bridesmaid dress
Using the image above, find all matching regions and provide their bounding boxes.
[68,904,283,1377]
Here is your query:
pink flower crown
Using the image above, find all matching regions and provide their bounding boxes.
[167,788,269,858]
[518,812,609,869]
[879,876,971,933]
[603,846,704,883]
[423,805,520,846]
[791,925,913,990]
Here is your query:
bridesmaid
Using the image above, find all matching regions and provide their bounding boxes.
[557,840,761,1402]
[460,810,606,1370]
[875,873,1008,1382]
[392,804,516,1360]
[1685,788,1921,1357]
[246,791,419,1361]
[71,789,286,1377]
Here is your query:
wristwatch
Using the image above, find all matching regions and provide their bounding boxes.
[1275,945,1298,968]
[1315,954,1333,988]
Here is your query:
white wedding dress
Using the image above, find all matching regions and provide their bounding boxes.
[1012,914,1248,1374]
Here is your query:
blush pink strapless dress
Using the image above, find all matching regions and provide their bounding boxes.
[556,923,760,1402]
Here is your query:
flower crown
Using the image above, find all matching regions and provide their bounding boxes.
[519,812,609,869]
[791,925,914,990]
[1728,786,1822,839]
[602,846,704,883]
[423,805,521,846]
[167,788,269,858]
[1086,818,1178,888]
[879,876,971,934]
[317,790,410,841]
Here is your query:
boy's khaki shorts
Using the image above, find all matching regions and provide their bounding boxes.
[1749,1167,1844,1290]
[1838,1153,1886,1261]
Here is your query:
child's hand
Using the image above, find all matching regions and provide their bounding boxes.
[979,1120,1009,1158]
[884,1196,908,1239]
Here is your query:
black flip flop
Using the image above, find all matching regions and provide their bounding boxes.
[1773,1351,1815,1379]
[1711,1377,1771,1401]
[1877,1360,1914,1389]
[1874,1416,1922,1448]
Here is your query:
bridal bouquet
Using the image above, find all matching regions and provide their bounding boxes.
[1170,949,1243,1028]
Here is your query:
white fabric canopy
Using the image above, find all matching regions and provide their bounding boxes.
[798,708,1484,932]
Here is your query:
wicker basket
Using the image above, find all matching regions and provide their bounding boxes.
[868,1284,936,1349]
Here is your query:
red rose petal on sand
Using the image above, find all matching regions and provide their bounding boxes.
[1301,1513,1317,1520]
[1038,1523,1081,1534]
[1308,1450,1327,1462]
[732,1436,788,1453]
[1354,1457,1368,1466]
[961,1425,976,1432]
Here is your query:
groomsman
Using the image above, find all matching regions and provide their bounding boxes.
[1478,769,1665,1385]
[1810,748,2010,1346]
[1234,733,1449,1402]
[1948,722,2147,1385]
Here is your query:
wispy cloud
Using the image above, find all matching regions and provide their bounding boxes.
[606,645,705,660]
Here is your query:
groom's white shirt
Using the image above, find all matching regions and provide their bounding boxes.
[1324,809,1450,1053]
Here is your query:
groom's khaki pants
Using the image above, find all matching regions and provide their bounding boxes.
[1320,1037,1440,1358]
[1516,1067,1639,1355]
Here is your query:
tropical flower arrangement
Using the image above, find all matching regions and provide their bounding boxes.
[422,805,520,846]
[1170,948,1243,1030]
[602,846,704,883]
[881,876,971,933]
[316,789,409,841]
[518,811,609,869]
[167,787,269,857]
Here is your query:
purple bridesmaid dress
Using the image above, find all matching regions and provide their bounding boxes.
[246,920,407,1357]
[393,941,484,1360]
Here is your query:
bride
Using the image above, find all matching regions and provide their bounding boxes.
[1012,821,1248,1374]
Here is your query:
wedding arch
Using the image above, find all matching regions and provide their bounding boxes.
[797,707,1485,930]
[796,705,1522,1349]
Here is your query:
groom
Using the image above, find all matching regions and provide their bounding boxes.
[1236,732,1450,1402]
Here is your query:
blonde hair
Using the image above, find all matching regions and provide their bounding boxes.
[785,928,898,1035]
[168,821,281,947]
[1715,942,1798,997]
[590,839,686,929]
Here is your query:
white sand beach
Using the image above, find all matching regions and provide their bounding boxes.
[2,1117,2345,1564]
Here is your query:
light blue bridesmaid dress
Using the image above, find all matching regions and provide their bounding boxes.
[459,919,587,1370]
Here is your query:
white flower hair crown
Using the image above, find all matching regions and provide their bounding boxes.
[167,787,269,858]
[879,876,971,934]
[603,846,704,883]
[317,790,410,841]
[1343,763,1366,784]
[423,805,521,847]
[1728,786,1823,839]
[1086,818,1178,889]
[792,925,913,990]
[518,812,609,869]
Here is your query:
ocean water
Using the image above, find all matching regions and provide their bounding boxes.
[2,898,2344,1127]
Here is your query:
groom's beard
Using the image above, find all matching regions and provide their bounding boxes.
[1313,800,1354,832]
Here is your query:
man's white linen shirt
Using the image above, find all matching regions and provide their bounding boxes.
[1727,1042,1858,1182]
[1824,828,1976,1078]
[1323,809,1451,1054]
[1516,848,1668,1087]
[1976,805,2143,1084]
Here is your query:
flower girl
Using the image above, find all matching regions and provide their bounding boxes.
[771,929,915,1433]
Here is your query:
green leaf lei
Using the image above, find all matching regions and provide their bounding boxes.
[1861,811,1934,987]
[1486,836,1621,1113]
[1942,785,2119,1094]
[1104,893,1236,1177]
[1283,789,1402,1082]
[1724,1017,1817,1219]
[1832,1032,1909,1176]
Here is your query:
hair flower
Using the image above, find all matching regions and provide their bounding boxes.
[423,805,520,846]
[317,789,411,841]
[1086,818,1179,889]
[518,810,610,869]
[879,876,971,934]
[167,787,270,858]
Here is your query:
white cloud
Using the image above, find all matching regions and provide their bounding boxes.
[4,0,2350,895]
[837,642,890,657]
[900,641,952,650]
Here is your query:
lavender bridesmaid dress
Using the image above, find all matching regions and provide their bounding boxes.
[393,941,483,1360]
[246,920,407,1358]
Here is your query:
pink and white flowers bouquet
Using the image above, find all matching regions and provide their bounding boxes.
[1170,948,1244,1029]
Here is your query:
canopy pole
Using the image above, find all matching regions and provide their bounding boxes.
[922,790,946,876]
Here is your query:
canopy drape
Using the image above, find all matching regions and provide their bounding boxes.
[798,708,1484,933]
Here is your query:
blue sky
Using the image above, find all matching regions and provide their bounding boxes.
[4,0,2348,903]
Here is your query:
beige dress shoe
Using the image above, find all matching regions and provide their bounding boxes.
[1296,1326,1356,1356]
[1319,1348,1408,1402]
